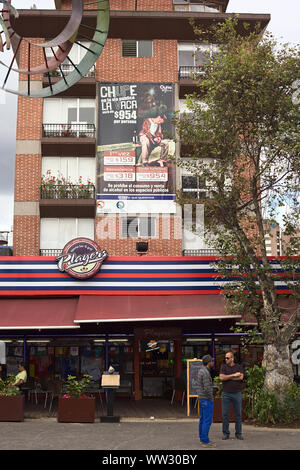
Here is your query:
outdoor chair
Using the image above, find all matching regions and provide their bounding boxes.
[48,379,63,412]
[38,377,53,408]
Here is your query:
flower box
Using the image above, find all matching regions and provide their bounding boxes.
[57,396,95,423]
[0,395,24,422]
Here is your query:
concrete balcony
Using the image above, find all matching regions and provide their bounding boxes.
[39,184,96,218]
[41,123,96,156]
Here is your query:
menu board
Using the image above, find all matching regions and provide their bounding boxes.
[186,359,202,416]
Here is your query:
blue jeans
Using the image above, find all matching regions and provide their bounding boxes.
[222,392,242,436]
[199,399,214,444]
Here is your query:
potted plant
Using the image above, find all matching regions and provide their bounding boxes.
[57,374,95,423]
[0,374,24,422]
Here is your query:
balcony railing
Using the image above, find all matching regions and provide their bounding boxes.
[40,249,62,257]
[40,184,96,200]
[182,249,220,256]
[178,65,206,80]
[42,123,96,138]
[43,64,96,78]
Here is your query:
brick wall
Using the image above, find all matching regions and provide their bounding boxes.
[13,216,40,256]
[61,0,173,10]
[14,39,43,256]
[14,154,41,202]
[95,216,182,256]
[96,39,178,83]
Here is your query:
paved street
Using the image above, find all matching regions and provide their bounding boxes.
[0,419,299,451]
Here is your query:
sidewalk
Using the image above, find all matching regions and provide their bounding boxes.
[0,419,299,451]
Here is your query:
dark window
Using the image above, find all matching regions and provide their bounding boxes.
[121,217,156,238]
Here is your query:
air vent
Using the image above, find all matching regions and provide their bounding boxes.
[122,40,137,57]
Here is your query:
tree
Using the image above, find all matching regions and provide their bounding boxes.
[175,17,300,398]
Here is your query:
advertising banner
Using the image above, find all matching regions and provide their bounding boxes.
[97,82,176,213]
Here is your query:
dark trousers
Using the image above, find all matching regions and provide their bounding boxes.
[198,399,214,444]
[222,392,242,436]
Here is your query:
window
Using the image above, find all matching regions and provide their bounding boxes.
[178,42,214,68]
[122,40,153,58]
[40,218,94,249]
[121,217,156,238]
[173,1,220,12]
[43,98,95,124]
[182,175,207,199]
[42,157,95,185]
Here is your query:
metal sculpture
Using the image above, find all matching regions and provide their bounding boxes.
[0,0,109,97]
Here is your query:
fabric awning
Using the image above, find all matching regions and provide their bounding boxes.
[74,294,239,323]
[0,298,79,329]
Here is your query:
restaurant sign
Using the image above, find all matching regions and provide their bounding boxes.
[56,238,108,279]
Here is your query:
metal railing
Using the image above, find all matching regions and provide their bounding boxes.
[40,184,96,199]
[40,249,62,257]
[182,249,220,256]
[178,65,206,80]
[42,123,96,138]
[43,64,96,78]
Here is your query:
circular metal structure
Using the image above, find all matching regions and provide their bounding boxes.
[0,0,109,97]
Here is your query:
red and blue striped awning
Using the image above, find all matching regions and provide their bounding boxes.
[0,256,291,296]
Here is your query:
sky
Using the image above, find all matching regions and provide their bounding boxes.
[0,0,299,232]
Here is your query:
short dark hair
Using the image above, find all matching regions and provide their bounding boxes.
[18,362,25,368]
[225,350,234,358]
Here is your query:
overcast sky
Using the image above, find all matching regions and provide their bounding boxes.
[0,0,299,232]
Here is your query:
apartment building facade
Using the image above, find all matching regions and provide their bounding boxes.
[4,2,298,401]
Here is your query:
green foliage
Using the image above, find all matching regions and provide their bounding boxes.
[252,388,282,425]
[244,366,300,424]
[174,17,300,387]
[213,376,223,397]
[65,374,92,398]
[0,374,21,397]
[244,365,266,418]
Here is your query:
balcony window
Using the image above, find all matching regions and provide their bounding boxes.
[173,1,220,12]
[43,98,95,124]
[42,157,95,185]
[40,218,94,254]
[43,98,95,138]
[178,42,218,79]
[44,42,96,78]
[182,175,207,199]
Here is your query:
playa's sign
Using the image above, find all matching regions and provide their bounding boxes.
[56,238,108,279]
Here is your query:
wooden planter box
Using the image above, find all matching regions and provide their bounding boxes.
[57,397,95,423]
[0,395,24,422]
[213,397,246,423]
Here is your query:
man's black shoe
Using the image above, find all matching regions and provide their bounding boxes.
[222,434,229,440]
[235,434,244,440]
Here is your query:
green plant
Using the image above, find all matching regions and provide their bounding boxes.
[280,382,300,423]
[40,171,94,199]
[0,374,21,397]
[243,366,300,424]
[252,389,282,425]
[244,365,266,419]
[213,376,223,397]
[64,374,92,398]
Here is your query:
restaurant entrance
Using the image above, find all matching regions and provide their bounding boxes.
[139,339,175,398]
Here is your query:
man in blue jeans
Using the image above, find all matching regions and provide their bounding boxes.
[197,354,215,448]
[219,350,244,440]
